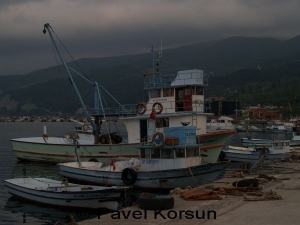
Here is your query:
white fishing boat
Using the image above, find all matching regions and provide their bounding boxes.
[58,126,227,190]
[290,131,300,146]
[242,132,300,148]
[10,23,234,164]
[207,116,235,131]
[267,120,287,133]
[4,177,130,210]
[283,118,300,131]
[221,140,291,164]
[241,137,273,147]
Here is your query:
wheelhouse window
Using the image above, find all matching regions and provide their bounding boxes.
[184,88,191,95]
[186,148,200,157]
[156,118,169,128]
[163,88,174,97]
[162,149,174,159]
[151,149,161,158]
[175,149,185,158]
[195,87,203,95]
[150,89,161,98]
[140,149,151,158]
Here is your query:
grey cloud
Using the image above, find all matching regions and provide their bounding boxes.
[1,0,300,75]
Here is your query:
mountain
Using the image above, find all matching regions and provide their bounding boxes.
[1,35,300,116]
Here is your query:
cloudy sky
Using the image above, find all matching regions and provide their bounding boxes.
[1,0,300,75]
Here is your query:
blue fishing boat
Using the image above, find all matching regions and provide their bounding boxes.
[58,126,227,190]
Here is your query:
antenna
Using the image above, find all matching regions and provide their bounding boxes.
[160,38,163,58]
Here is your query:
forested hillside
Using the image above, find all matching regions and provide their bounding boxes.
[1,35,300,116]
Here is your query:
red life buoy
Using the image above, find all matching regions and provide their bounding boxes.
[136,102,147,114]
[152,132,165,148]
[153,102,163,114]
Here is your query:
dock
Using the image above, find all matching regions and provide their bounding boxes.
[74,162,300,225]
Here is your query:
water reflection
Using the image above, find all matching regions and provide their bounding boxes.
[5,162,119,224]
[11,162,60,179]
[4,196,98,225]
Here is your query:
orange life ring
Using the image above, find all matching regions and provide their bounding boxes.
[153,102,163,114]
[83,124,89,131]
[152,132,165,148]
[136,102,147,114]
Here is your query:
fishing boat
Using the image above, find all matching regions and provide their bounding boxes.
[267,120,287,133]
[58,126,227,190]
[284,119,296,131]
[4,177,130,210]
[10,23,234,164]
[206,116,235,131]
[221,140,291,164]
[290,130,300,146]
[242,131,300,148]
[241,137,273,147]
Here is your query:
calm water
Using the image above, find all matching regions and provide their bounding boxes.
[0,122,293,224]
[0,122,99,225]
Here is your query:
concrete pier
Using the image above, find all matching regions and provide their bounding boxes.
[78,162,300,225]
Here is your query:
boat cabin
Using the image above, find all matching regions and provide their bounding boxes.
[144,70,207,114]
[137,126,202,171]
[206,116,234,131]
[121,70,213,144]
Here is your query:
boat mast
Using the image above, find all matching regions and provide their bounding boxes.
[43,23,98,138]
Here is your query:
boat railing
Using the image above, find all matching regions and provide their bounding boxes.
[144,74,209,89]
[88,104,137,117]
[88,99,209,117]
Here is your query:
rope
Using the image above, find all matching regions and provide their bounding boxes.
[188,166,197,185]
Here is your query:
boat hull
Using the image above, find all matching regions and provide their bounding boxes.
[11,130,234,164]
[198,130,235,163]
[58,162,227,190]
[222,149,291,163]
[4,178,126,210]
[11,137,138,163]
[291,140,300,147]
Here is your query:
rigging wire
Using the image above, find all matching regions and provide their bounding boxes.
[48,34,72,115]
[47,24,95,119]
[49,25,93,84]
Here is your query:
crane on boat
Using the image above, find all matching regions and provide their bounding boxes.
[43,23,130,144]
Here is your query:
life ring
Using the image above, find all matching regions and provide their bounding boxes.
[121,168,137,185]
[136,102,147,114]
[152,132,165,148]
[83,124,89,131]
[152,102,163,114]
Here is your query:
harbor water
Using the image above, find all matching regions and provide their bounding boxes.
[0,122,293,224]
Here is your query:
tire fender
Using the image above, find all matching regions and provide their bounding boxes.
[121,168,137,185]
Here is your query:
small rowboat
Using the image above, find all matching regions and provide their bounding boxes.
[4,177,130,210]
